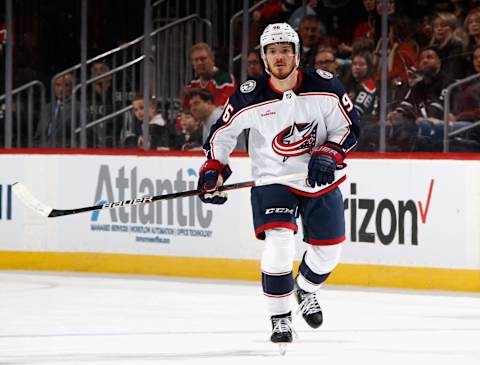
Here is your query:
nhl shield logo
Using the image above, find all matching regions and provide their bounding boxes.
[240,80,256,93]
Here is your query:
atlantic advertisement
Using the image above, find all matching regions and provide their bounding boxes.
[1,153,479,270]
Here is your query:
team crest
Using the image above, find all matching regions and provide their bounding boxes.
[272,121,317,161]
[240,80,256,93]
[316,69,333,79]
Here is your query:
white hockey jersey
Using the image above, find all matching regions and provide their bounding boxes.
[203,69,360,195]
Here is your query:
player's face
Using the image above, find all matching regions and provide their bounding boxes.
[264,43,296,80]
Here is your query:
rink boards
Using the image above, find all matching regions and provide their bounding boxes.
[1,150,480,292]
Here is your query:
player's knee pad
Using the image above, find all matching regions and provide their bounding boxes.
[261,228,295,274]
[304,244,342,275]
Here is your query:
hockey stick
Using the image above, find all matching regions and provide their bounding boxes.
[12,173,307,218]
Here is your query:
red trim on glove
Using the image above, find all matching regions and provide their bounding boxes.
[312,142,346,168]
[199,159,224,175]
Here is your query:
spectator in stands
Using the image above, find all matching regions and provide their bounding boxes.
[123,94,170,150]
[247,50,265,79]
[172,109,203,150]
[87,61,117,147]
[314,47,339,76]
[472,0,480,12]
[448,0,470,27]
[339,0,395,57]
[252,0,297,24]
[415,14,435,49]
[182,42,236,111]
[464,9,480,63]
[344,51,378,123]
[373,15,418,102]
[189,88,223,144]
[451,44,480,150]
[454,45,480,123]
[374,16,418,84]
[35,73,75,148]
[288,0,319,30]
[247,1,298,52]
[387,46,460,151]
[355,0,377,39]
[339,0,377,56]
[90,62,113,104]
[189,88,246,150]
[298,15,324,70]
[430,12,468,80]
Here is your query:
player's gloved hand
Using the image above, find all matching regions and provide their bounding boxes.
[308,142,346,187]
[197,159,232,204]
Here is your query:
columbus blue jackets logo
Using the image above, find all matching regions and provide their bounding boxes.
[240,80,256,93]
[272,122,317,160]
[316,69,333,79]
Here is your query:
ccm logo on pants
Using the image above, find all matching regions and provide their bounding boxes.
[265,208,294,215]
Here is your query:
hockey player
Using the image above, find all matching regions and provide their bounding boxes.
[197,23,360,353]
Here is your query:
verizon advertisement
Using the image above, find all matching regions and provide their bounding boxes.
[1,153,479,270]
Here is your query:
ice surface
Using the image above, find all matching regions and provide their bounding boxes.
[1,271,479,365]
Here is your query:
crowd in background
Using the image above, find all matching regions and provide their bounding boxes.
[1,0,480,152]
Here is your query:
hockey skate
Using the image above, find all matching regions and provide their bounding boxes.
[270,312,294,355]
[295,284,323,328]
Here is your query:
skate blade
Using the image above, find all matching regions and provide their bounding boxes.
[278,343,287,356]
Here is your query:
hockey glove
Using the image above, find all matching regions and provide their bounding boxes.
[308,142,346,187]
[197,159,232,204]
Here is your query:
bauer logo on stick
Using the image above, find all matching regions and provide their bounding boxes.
[102,197,153,209]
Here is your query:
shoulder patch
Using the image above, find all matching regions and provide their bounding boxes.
[240,80,256,93]
[316,69,333,79]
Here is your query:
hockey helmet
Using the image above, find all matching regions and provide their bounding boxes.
[260,23,300,74]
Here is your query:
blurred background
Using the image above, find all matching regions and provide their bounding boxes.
[1,0,480,153]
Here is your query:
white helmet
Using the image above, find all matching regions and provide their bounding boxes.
[260,23,300,74]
